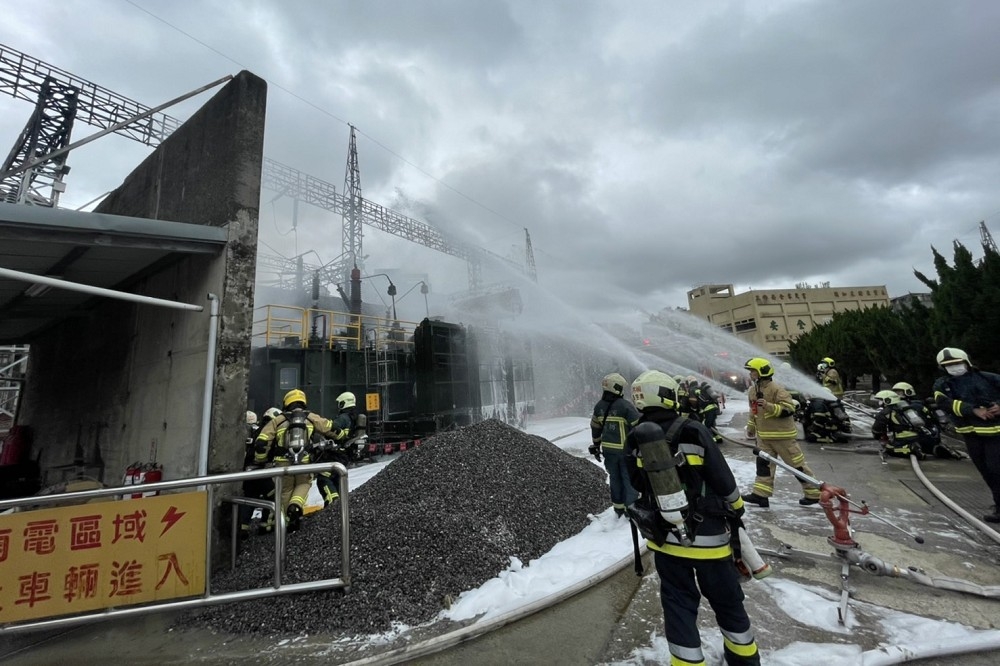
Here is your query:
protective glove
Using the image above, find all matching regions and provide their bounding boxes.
[744,427,756,440]
[253,440,269,456]
[588,443,603,462]
[730,502,745,519]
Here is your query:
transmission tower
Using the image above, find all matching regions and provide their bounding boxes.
[0,42,531,295]
[980,220,998,255]
[524,228,537,283]
[343,124,363,283]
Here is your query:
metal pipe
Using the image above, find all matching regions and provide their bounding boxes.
[0,75,234,181]
[0,462,351,635]
[197,293,219,477]
[339,464,351,590]
[0,266,204,311]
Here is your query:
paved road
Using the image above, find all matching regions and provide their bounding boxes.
[3,418,999,665]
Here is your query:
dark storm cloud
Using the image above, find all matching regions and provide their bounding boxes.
[3,0,1000,325]
[632,1,1000,185]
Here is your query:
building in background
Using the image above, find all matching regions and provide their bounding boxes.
[890,292,933,313]
[687,283,890,357]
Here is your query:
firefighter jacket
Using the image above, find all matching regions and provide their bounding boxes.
[933,370,1000,435]
[253,410,335,465]
[871,404,933,444]
[625,409,744,560]
[822,368,844,397]
[590,391,640,452]
[690,390,720,422]
[333,408,367,445]
[746,378,797,440]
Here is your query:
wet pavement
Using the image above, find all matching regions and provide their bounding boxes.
[2,414,999,665]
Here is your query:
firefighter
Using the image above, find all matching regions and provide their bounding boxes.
[314,391,368,507]
[932,348,1000,523]
[590,372,640,518]
[673,375,693,418]
[240,407,281,537]
[696,382,724,444]
[892,382,964,459]
[252,389,336,531]
[742,358,821,507]
[870,390,929,459]
[817,357,844,398]
[625,370,759,666]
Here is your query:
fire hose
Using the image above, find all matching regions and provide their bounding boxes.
[716,429,1000,612]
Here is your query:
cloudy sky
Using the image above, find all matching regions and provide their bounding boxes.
[3,0,1000,323]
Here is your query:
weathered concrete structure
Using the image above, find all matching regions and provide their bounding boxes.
[17,71,265,486]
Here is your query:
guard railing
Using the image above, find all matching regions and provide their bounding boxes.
[0,462,349,634]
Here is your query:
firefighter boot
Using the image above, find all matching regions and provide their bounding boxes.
[286,504,303,532]
[742,493,770,508]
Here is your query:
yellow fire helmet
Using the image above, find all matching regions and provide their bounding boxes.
[744,357,774,378]
[283,388,307,409]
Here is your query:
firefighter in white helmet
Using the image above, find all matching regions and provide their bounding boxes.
[590,372,640,517]
[313,391,368,507]
[252,389,336,531]
[239,407,282,537]
[932,348,1000,522]
[625,370,759,666]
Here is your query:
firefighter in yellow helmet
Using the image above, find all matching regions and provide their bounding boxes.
[251,389,336,531]
[742,358,821,508]
[590,372,640,517]
[625,370,759,666]
[817,356,844,398]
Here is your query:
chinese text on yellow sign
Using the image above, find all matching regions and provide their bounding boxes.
[0,491,207,624]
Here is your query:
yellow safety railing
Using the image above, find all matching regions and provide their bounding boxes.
[252,304,419,351]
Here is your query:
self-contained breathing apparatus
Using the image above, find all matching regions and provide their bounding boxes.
[284,408,311,465]
[626,420,692,546]
[881,402,941,459]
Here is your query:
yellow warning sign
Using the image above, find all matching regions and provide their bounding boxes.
[366,392,380,412]
[0,491,207,624]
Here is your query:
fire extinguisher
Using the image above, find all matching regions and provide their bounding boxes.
[124,462,163,499]
[123,440,163,499]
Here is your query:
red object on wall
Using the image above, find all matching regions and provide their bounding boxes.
[0,425,32,466]
[123,462,163,499]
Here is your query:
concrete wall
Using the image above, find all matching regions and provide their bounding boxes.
[20,71,265,485]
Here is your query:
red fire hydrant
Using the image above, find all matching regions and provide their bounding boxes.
[819,483,868,548]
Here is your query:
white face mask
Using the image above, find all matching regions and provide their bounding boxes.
[945,364,968,377]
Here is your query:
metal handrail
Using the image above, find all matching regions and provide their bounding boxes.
[251,303,419,351]
[0,462,350,634]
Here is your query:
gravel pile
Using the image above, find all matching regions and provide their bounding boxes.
[178,419,609,638]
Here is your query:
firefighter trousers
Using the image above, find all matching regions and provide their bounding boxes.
[654,552,760,665]
[964,434,1000,507]
[751,437,820,500]
[276,462,312,516]
[601,448,636,513]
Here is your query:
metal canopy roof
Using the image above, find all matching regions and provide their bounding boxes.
[0,202,227,343]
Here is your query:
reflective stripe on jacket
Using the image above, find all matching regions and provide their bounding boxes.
[746,379,797,440]
[933,370,1000,435]
[626,410,743,560]
[591,394,640,451]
